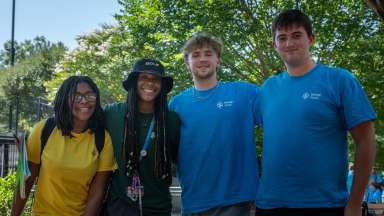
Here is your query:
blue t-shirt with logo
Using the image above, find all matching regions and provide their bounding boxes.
[169,81,259,213]
[256,64,376,208]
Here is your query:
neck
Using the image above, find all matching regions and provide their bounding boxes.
[193,76,218,90]
[286,59,316,76]
[72,120,87,132]
[138,100,155,113]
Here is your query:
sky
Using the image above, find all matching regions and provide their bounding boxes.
[0,0,120,51]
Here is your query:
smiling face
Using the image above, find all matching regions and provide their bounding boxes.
[70,82,96,130]
[273,25,314,69]
[137,72,161,106]
[186,45,220,82]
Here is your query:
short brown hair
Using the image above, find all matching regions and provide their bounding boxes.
[183,32,223,62]
[272,9,313,41]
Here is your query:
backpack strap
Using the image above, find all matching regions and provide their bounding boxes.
[40,117,56,158]
[95,126,105,154]
[41,116,104,156]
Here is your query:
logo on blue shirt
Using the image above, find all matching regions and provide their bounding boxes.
[302,92,322,100]
[216,101,234,109]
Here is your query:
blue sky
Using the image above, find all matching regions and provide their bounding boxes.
[0,0,120,51]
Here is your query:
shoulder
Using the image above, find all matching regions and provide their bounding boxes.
[103,130,112,145]
[31,119,51,137]
[317,64,355,80]
[220,81,259,93]
[262,71,286,87]
[222,81,258,88]
[173,88,193,100]
[169,88,193,106]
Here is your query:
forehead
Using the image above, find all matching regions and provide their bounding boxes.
[275,25,307,36]
[138,72,161,79]
[75,82,93,92]
[189,44,216,54]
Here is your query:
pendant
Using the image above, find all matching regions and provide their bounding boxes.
[140,150,147,157]
[126,174,144,201]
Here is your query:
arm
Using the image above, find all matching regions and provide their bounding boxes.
[11,162,40,216]
[345,121,376,216]
[84,171,111,216]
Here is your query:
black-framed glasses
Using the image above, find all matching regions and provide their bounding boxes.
[73,92,97,102]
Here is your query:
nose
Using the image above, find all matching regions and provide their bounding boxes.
[78,96,87,103]
[199,54,208,62]
[284,37,295,47]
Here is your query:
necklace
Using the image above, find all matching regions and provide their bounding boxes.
[192,83,219,101]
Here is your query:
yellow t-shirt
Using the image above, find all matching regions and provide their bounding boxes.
[27,120,117,216]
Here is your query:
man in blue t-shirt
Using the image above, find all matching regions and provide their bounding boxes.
[169,32,260,215]
[255,9,376,216]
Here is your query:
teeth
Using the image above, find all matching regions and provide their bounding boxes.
[143,89,154,93]
[80,108,89,112]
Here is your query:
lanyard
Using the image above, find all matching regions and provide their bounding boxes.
[140,117,155,160]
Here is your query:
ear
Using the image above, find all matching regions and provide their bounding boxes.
[184,57,191,72]
[272,41,277,49]
[309,35,315,45]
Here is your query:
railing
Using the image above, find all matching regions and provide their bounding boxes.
[0,133,17,177]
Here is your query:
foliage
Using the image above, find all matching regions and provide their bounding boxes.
[46,25,134,103]
[113,0,384,166]
[0,37,65,131]
[0,172,33,216]
[40,0,384,166]
[0,172,16,216]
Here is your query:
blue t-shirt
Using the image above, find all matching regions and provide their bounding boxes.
[169,81,260,213]
[364,186,382,203]
[370,173,383,185]
[256,64,376,208]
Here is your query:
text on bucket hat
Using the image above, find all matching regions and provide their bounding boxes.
[123,58,174,93]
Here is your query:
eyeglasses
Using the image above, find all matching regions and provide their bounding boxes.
[72,92,97,102]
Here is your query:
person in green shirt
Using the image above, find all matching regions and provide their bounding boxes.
[103,58,180,216]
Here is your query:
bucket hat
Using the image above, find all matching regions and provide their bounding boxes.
[123,58,173,93]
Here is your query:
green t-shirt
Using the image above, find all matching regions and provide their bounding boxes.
[104,102,180,215]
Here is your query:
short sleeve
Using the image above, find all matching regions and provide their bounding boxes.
[340,71,376,130]
[27,120,46,164]
[97,131,117,171]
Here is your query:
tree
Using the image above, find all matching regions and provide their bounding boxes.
[0,37,66,131]
[115,0,384,166]
[46,25,139,103]
[47,0,384,167]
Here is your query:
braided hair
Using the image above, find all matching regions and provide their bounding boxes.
[123,74,171,180]
[53,75,104,136]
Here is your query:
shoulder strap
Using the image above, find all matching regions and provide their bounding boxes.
[41,117,104,156]
[40,117,56,156]
[95,126,105,155]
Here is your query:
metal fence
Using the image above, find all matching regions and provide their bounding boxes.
[0,96,52,178]
[0,133,18,177]
[0,96,53,134]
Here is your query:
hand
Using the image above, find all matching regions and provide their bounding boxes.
[344,202,362,216]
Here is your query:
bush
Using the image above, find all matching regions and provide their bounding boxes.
[0,172,16,216]
[0,172,33,216]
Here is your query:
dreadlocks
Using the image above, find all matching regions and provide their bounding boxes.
[53,75,104,136]
[123,74,171,180]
